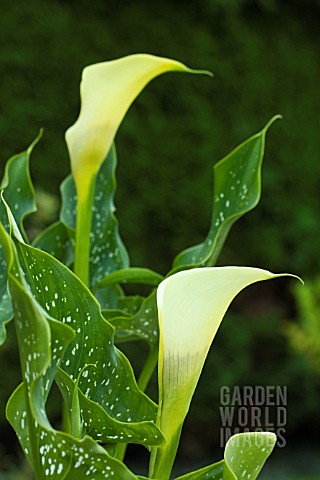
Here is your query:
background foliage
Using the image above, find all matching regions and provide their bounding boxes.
[0,0,319,477]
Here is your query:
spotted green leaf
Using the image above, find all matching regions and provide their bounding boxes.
[95,285,124,309]
[108,291,159,346]
[4,207,162,447]
[0,199,162,478]
[174,432,276,480]
[174,460,224,480]
[99,269,162,346]
[224,432,276,480]
[33,221,74,266]
[173,116,281,269]
[102,295,144,323]
[0,134,40,344]
[7,387,141,480]
[60,144,129,290]
[116,295,144,315]
[95,284,126,310]
[55,367,163,446]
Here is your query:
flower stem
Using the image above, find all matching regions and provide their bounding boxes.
[73,178,95,286]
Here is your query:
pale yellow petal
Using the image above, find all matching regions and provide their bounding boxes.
[65,54,211,197]
[156,267,285,456]
[158,267,277,360]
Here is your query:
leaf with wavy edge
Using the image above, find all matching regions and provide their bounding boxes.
[113,295,144,316]
[33,221,74,266]
[108,292,159,346]
[175,432,276,480]
[175,460,224,480]
[223,432,276,480]
[7,388,141,480]
[55,367,163,446]
[1,199,163,448]
[173,116,281,270]
[0,134,40,344]
[15,245,162,445]
[95,267,164,290]
[95,284,126,310]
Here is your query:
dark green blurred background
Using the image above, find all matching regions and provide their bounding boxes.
[0,0,320,478]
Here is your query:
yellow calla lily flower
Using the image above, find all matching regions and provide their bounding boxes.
[65,54,211,284]
[150,266,289,479]
[66,53,211,200]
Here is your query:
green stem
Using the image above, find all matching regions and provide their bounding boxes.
[73,178,95,286]
[114,441,127,463]
[148,426,182,480]
[115,345,158,463]
[61,402,71,434]
[63,179,95,433]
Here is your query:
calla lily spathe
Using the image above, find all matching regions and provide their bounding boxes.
[150,266,287,479]
[65,54,211,201]
[65,54,211,284]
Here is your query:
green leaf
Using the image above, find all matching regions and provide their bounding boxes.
[102,294,144,320]
[56,367,163,446]
[70,364,95,438]
[60,145,129,289]
[7,385,142,480]
[33,221,74,266]
[174,432,276,480]
[95,267,164,291]
[175,460,224,480]
[117,295,145,315]
[95,284,126,310]
[1,217,72,475]
[0,133,40,344]
[7,387,141,480]
[223,432,276,480]
[173,116,281,269]
[0,134,40,236]
[95,266,163,345]
[0,203,156,479]
[108,291,159,346]
[59,176,76,232]
[4,204,162,447]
